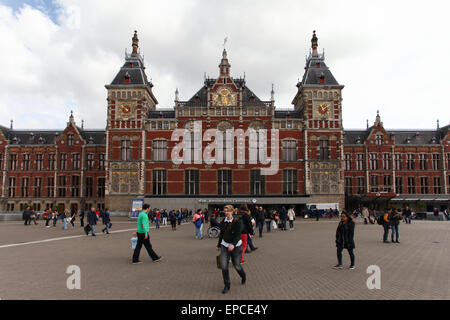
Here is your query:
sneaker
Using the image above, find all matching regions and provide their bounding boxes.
[395,240,400,243]
[132,261,143,265]
[332,264,343,270]
[349,265,355,270]
[153,256,164,262]
[252,247,258,251]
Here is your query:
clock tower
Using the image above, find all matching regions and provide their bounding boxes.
[292,31,345,209]
[105,31,158,211]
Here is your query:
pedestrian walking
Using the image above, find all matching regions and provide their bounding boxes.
[390,209,401,243]
[265,208,272,233]
[433,208,440,221]
[132,204,163,264]
[22,206,32,225]
[155,210,161,229]
[162,210,168,226]
[403,205,412,224]
[288,206,296,230]
[177,210,183,225]
[86,207,98,236]
[216,205,246,294]
[362,207,369,225]
[256,206,265,238]
[169,210,177,230]
[52,210,58,227]
[279,206,288,231]
[69,210,76,228]
[333,211,356,270]
[102,208,111,234]
[79,210,85,227]
[43,209,52,228]
[193,209,205,239]
[444,208,450,221]
[238,204,255,264]
[62,209,69,230]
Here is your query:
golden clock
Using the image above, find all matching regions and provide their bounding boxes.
[316,103,331,118]
[117,101,135,119]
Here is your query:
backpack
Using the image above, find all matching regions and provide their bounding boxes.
[377,215,384,225]
[194,216,202,228]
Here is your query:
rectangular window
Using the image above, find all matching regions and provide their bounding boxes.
[153,170,167,195]
[375,135,384,146]
[370,175,379,192]
[98,177,106,198]
[185,169,199,195]
[60,153,67,170]
[345,177,352,196]
[369,153,378,170]
[71,175,80,197]
[121,140,131,161]
[319,140,329,161]
[433,177,441,194]
[395,177,403,194]
[406,154,415,170]
[68,134,74,146]
[47,177,54,197]
[58,175,66,197]
[419,154,427,170]
[218,170,232,195]
[420,177,429,194]
[86,154,95,170]
[21,177,29,197]
[9,154,17,171]
[382,153,391,170]
[250,169,265,195]
[153,140,168,161]
[8,177,16,197]
[344,154,352,170]
[356,154,364,171]
[283,169,297,195]
[357,177,365,195]
[36,154,43,171]
[394,154,402,170]
[432,154,440,170]
[407,177,415,194]
[85,177,93,197]
[7,203,15,211]
[383,175,392,192]
[33,177,42,197]
[72,153,80,170]
[22,154,30,171]
[282,140,297,162]
[48,154,56,170]
[99,154,106,171]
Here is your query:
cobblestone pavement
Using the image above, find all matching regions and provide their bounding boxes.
[0,217,449,300]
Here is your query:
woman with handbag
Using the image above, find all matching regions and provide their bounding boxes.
[333,211,356,270]
[216,205,246,294]
[192,209,204,239]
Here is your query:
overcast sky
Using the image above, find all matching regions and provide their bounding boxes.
[1,0,450,130]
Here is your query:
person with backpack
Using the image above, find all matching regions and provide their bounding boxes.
[379,209,392,243]
[333,211,356,270]
[390,209,401,243]
[193,209,205,239]
[216,204,246,294]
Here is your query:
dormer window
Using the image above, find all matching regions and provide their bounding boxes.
[406,137,411,144]
[249,94,255,102]
[316,62,321,68]
[356,136,361,144]
[375,134,383,145]
[89,136,94,144]
[38,137,44,144]
[12,136,18,144]
[194,94,200,103]
[68,134,74,146]
[129,63,133,68]
[319,72,325,84]
[124,71,131,84]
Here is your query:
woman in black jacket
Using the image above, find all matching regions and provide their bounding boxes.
[333,211,356,270]
[216,205,246,294]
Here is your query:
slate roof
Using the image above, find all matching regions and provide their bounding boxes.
[298,55,340,87]
[0,126,106,145]
[148,109,176,119]
[274,109,303,119]
[344,129,444,145]
[109,54,150,86]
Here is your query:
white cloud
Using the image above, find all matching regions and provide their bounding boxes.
[0,0,449,130]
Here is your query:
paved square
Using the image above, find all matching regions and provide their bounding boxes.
[0,217,449,300]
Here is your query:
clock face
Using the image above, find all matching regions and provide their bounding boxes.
[316,103,331,118]
[117,102,135,119]
[213,87,236,106]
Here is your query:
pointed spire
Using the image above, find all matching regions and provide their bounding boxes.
[366,119,369,130]
[219,48,231,76]
[437,119,440,129]
[132,30,139,55]
[175,88,179,102]
[270,83,275,102]
[374,110,383,127]
[10,119,13,130]
[81,119,84,129]
[311,30,319,57]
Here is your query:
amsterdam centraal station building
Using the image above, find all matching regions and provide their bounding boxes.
[0,31,449,214]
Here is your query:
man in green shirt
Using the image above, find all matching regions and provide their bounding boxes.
[132,204,163,264]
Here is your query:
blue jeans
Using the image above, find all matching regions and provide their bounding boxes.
[281,219,287,230]
[62,219,68,230]
[289,220,294,229]
[266,221,271,232]
[257,221,264,237]
[383,224,390,242]
[90,224,96,236]
[391,224,399,242]
[195,224,203,238]
[247,236,256,251]
[155,218,159,229]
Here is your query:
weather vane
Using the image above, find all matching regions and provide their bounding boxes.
[223,37,228,49]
